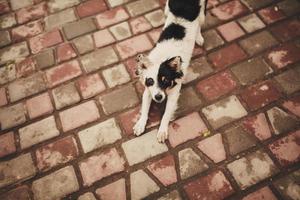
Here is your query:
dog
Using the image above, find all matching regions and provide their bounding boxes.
[134,0,207,142]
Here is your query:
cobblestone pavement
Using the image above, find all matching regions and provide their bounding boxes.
[0,0,300,199]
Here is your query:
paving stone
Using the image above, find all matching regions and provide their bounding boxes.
[145,9,165,27]
[231,57,273,85]
[242,113,272,141]
[116,34,153,59]
[0,132,16,158]
[197,133,226,163]
[32,166,79,200]
[208,43,247,69]
[130,16,152,35]
[242,186,277,200]
[93,29,115,48]
[224,125,257,155]
[0,0,9,14]
[258,6,285,24]
[273,170,300,200]
[0,42,29,65]
[79,148,125,186]
[80,47,119,73]
[35,49,55,69]
[0,13,17,29]
[122,130,168,165]
[95,179,126,200]
[15,57,36,78]
[76,0,107,18]
[203,11,222,30]
[269,130,300,167]
[10,0,33,11]
[0,103,26,130]
[239,31,278,56]
[168,112,207,147]
[196,71,237,101]
[130,170,160,200]
[47,0,80,13]
[78,118,122,153]
[238,13,265,33]
[203,29,224,51]
[0,185,31,200]
[106,0,130,7]
[0,154,36,188]
[0,65,15,85]
[147,155,177,186]
[176,87,203,115]
[0,30,11,47]
[99,84,139,115]
[283,96,300,117]
[227,150,278,190]
[29,30,63,54]
[7,72,46,102]
[240,81,281,111]
[271,19,300,42]
[26,93,53,119]
[78,192,97,200]
[19,116,59,149]
[95,7,129,28]
[78,74,106,99]
[73,34,94,55]
[184,170,234,199]
[45,8,76,30]
[102,64,130,88]
[241,0,273,10]
[110,22,132,40]
[52,83,80,110]
[217,21,245,42]
[267,44,300,69]
[11,21,43,42]
[56,43,76,63]
[63,18,96,40]
[275,66,300,94]
[59,101,100,132]
[202,95,247,129]
[148,27,163,43]
[126,0,160,17]
[0,87,7,106]
[46,60,82,87]
[158,190,182,200]
[16,2,47,24]
[211,0,248,21]
[267,107,299,135]
[179,148,208,179]
[183,56,213,84]
[278,0,300,16]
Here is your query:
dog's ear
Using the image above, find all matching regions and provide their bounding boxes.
[136,54,150,69]
[169,56,182,70]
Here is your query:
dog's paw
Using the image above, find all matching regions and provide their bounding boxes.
[196,34,204,46]
[157,128,169,143]
[133,119,146,136]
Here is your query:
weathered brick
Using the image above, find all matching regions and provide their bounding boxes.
[16,2,47,24]
[12,21,43,42]
[44,8,77,31]
[273,170,300,200]
[99,84,139,115]
[76,0,107,18]
[227,150,278,190]
[240,81,281,110]
[278,0,300,16]
[217,21,245,42]
[158,190,181,200]
[29,30,63,54]
[239,31,278,56]
[0,30,11,47]
[0,87,7,107]
[0,132,16,158]
[270,19,300,42]
[47,0,80,13]
[267,44,300,69]
[238,13,265,33]
[10,0,33,11]
[110,22,132,41]
[8,72,46,102]
[15,57,36,78]
[0,42,29,65]
[34,49,55,69]
[0,0,9,14]
[126,0,160,17]
[63,18,97,40]
[0,103,26,130]
[59,101,100,132]
[46,60,82,87]
[275,66,300,94]
[0,13,17,29]
[32,166,79,200]
[0,154,36,188]
[130,16,152,35]
[211,0,248,21]
[78,193,97,200]
[19,116,60,149]
[145,9,165,27]
[96,179,126,200]
[52,83,80,109]
[242,187,277,200]
[73,34,94,55]
[176,87,203,115]
[56,43,76,63]
[102,64,130,88]
[106,0,130,7]
[93,29,115,48]
[202,95,247,129]
[26,93,53,119]
[78,118,122,153]
[0,185,31,200]
[202,29,224,51]
[80,47,119,72]
[122,130,168,165]
[36,136,78,171]
[148,27,163,43]
[258,5,285,24]
[79,148,125,186]
[241,0,273,10]
[283,96,300,117]
[0,63,16,85]
[95,7,129,28]
[78,74,106,99]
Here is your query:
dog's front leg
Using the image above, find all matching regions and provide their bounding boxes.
[157,84,181,143]
[134,89,152,136]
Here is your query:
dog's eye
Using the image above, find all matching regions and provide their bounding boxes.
[145,78,154,87]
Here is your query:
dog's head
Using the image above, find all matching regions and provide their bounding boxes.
[135,54,184,103]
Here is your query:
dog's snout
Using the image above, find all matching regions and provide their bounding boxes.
[155,94,163,101]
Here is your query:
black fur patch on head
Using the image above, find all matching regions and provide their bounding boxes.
[158,58,183,90]
[158,23,186,43]
[169,0,200,22]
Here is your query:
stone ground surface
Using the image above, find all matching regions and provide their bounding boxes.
[0,0,300,199]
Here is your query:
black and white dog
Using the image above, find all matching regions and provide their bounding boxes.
[134,0,207,142]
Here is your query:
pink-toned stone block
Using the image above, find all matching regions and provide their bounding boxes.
[26,93,53,119]
[96,179,126,200]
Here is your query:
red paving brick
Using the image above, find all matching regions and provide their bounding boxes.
[0,0,299,199]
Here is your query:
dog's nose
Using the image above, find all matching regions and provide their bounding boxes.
[155,94,163,101]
